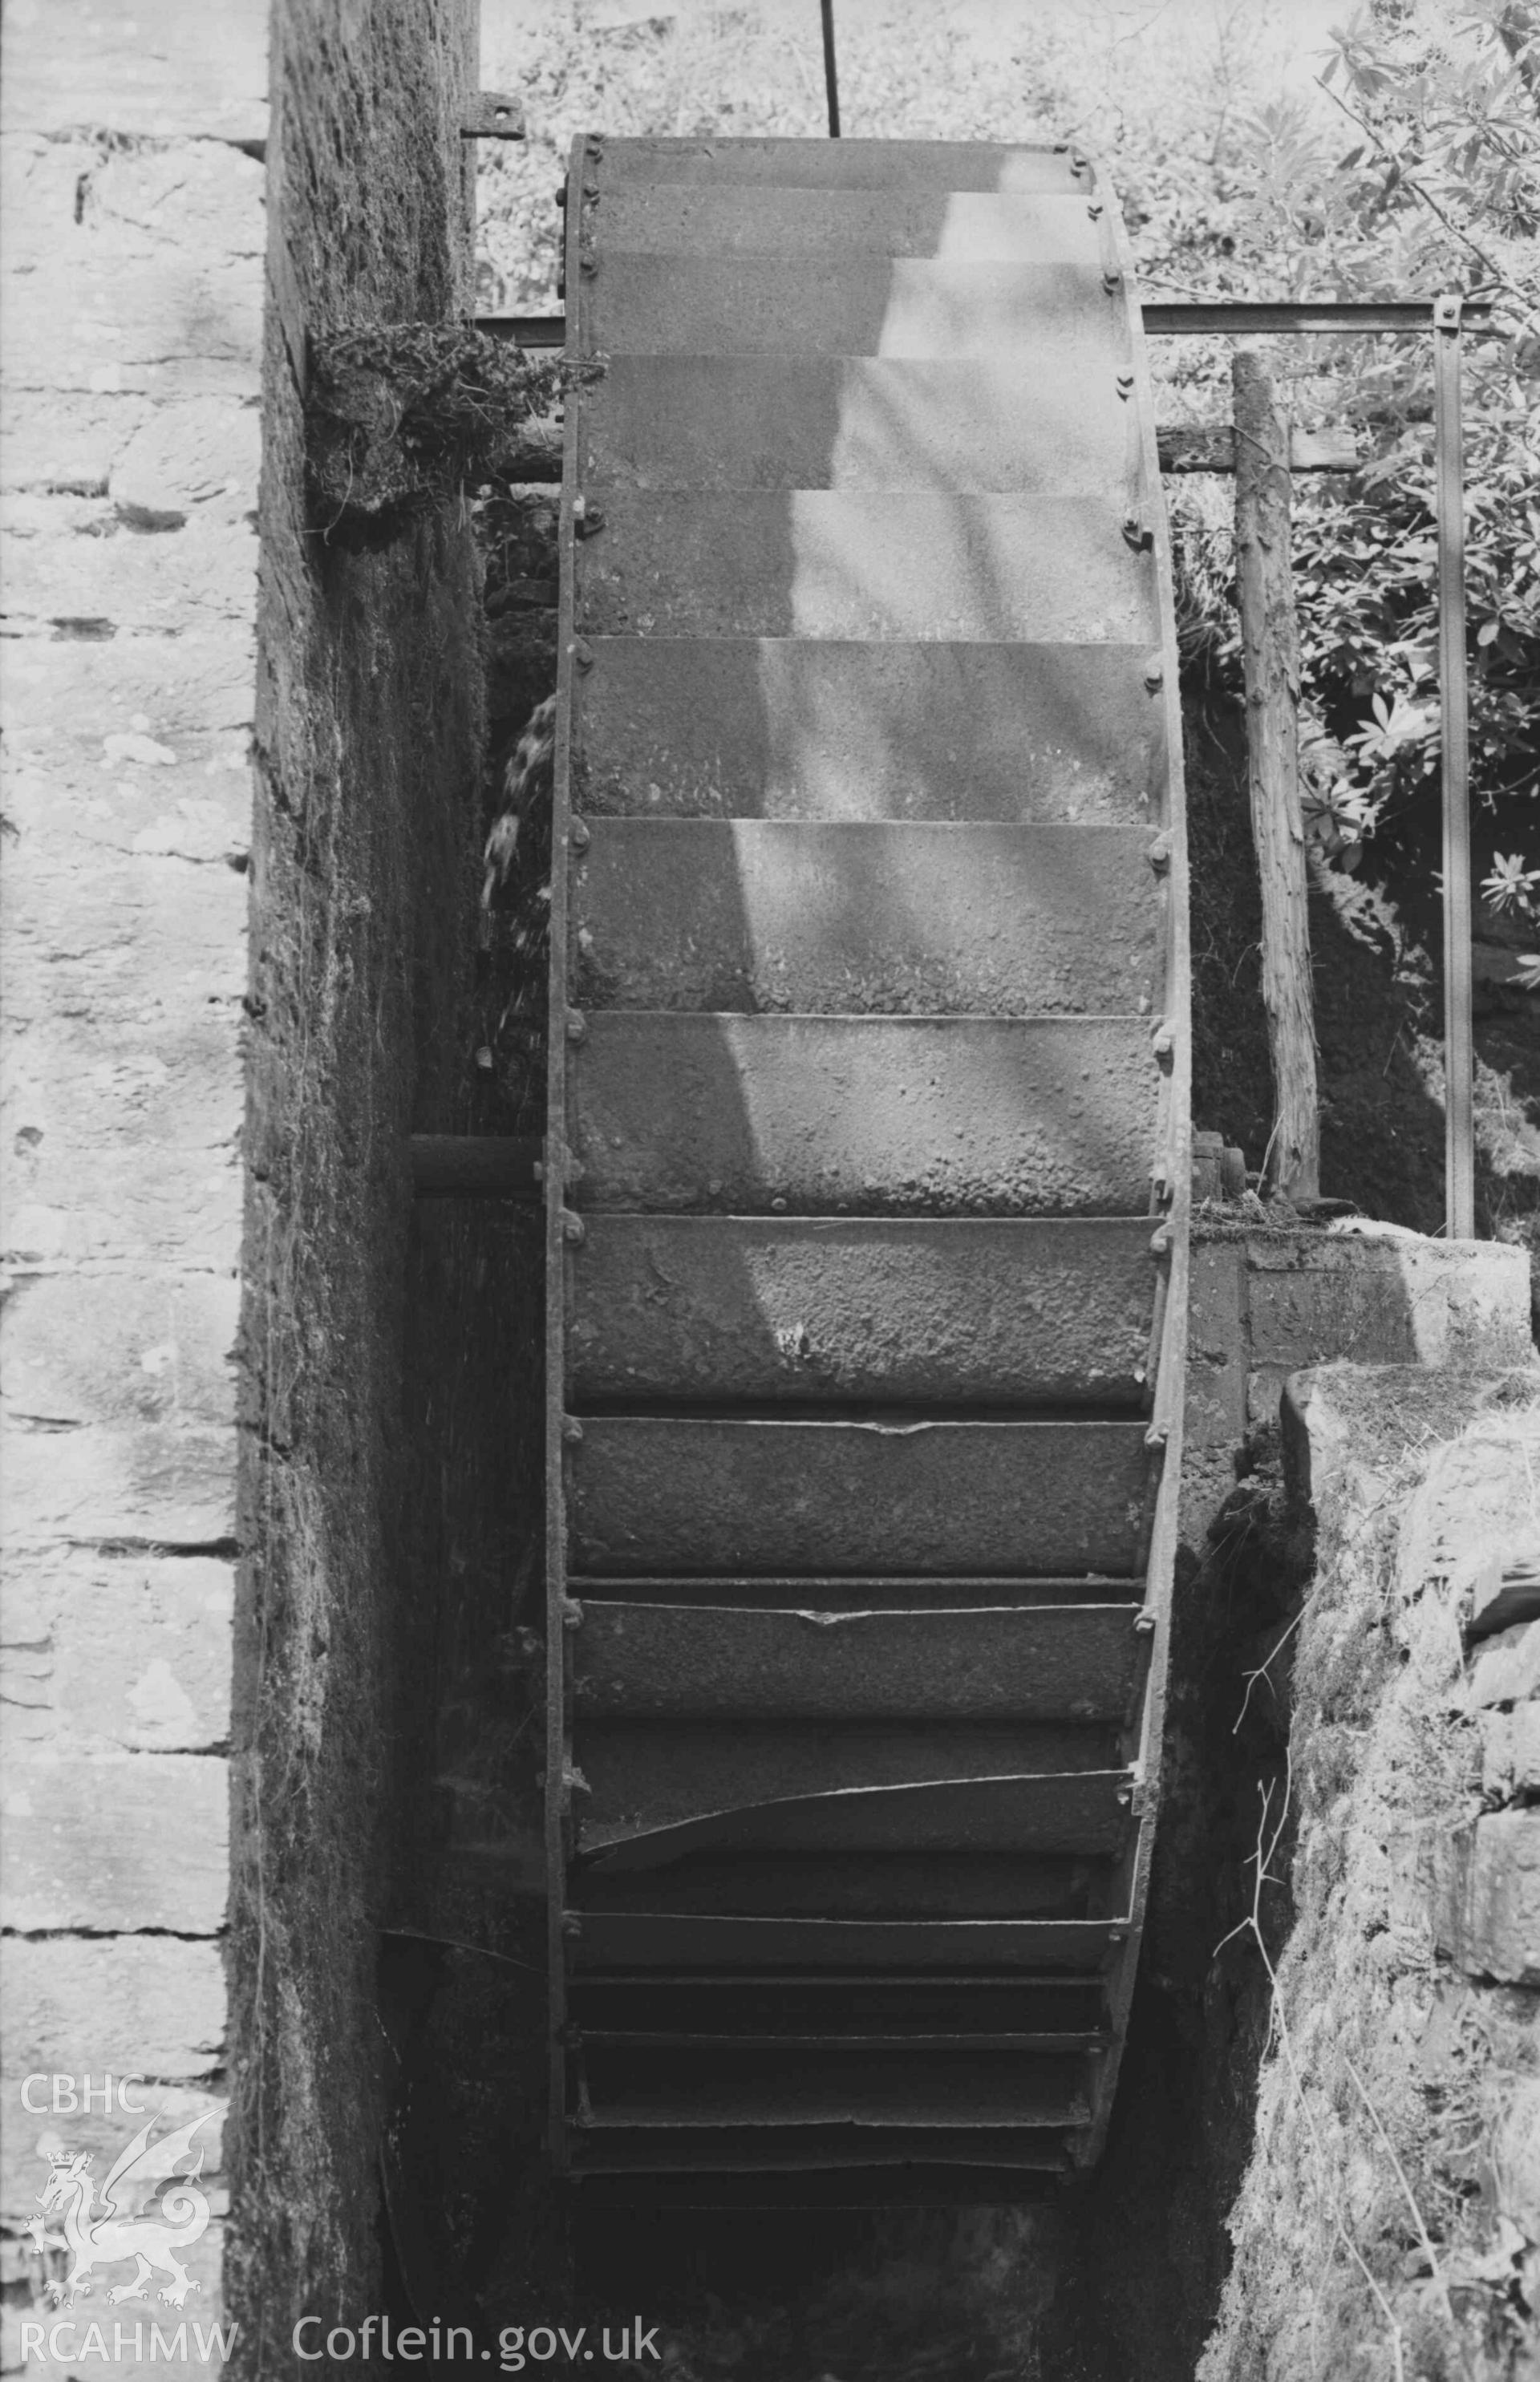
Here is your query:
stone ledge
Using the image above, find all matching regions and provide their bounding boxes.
[0,1934,225,2080]
[1481,1703,1540,1800]
[2,257,261,384]
[0,1267,241,1543]
[1432,1810,1540,1987]
[0,0,266,145]
[1469,1554,1540,1640]
[1,1418,237,1548]
[3,1271,238,1432]
[1,1550,233,1753]
[2,1008,244,1271]
[0,393,156,493]
[1,1169,244,1275]
[2,135,263,273]
[111,397,261,529]
[1465,1620,1540,1710]
[2,507,257,633]
[1250,1234,1530,1425]
[0,625,257,741]
[1185,1228,1534,1477]
[0,1753,228,1932]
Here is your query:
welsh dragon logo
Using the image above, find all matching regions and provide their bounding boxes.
[24,2113,213,2309]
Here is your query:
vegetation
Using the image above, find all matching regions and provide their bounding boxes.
[304,324,560,526]
[1149,2,1540,914]
[479,0,1538,907]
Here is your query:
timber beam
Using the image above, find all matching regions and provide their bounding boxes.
[410,1135,544,1199]
[1157,424,1358,475]
[472,298,1498,350]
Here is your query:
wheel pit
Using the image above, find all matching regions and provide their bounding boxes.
[240,45,1538,2376]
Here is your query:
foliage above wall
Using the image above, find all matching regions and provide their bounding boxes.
[477,0,1538,915]
[306,326,561,529]
[1144,2,1540,907]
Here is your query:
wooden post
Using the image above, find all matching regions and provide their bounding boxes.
[1233,348,1320,1202]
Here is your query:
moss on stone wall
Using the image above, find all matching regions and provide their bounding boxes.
[226,1,487,2363]
[1199,1367,1540,2382]
[306,324,561,526]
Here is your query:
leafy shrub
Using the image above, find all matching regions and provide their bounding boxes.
[1140,2,1540,895]
[477,0,1539,905]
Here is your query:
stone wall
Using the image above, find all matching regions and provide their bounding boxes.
[1186,1225,1530,1471]
[1200,1365,1540,2381]
[1,4,265,2368]
[1019,1226,1530,2380]
[227,0,484,2364]
[2,2,488,2368]
[1170,1226,1537,2381]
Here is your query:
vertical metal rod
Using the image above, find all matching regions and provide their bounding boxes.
[1434,293,1474,1239]
[821,0,841,136]
[544,130,590,2179]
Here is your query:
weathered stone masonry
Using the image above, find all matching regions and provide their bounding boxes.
[6,2,495,2360]
[1,0,267,2362]
[227,0,484,2361]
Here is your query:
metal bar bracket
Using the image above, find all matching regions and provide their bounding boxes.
[461,91,527,139]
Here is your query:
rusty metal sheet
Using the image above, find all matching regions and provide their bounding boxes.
[575,638,1165,824]
[572,1912,1122,1971]
[569,1217,1155,1407]
[596,138,1092,192]
[586,2029,1106,2056]
[583,1771,1130,1867]
[578,1851,1099,1918]
[571,823,1158,1017]
[570,1974,1107,2040]
[569,1417,1147,1577]
[569,2129,1072,2173]
[573,1578,1142,1607]
[598,188,1100,266]
[578,2047,1088,2128]
[577,493,1154,646]
[582,357,1129,497]
[582,2024,1101,2053]
[577,1722,1121,1846]
[586,257,1117,359]
[573,2166,1068,2205]
[569,1015,1161,1217]
[574,1602,1143,1720]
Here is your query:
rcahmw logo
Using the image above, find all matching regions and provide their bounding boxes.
[17,2074,224,2344]
[18,2321,237,2366]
